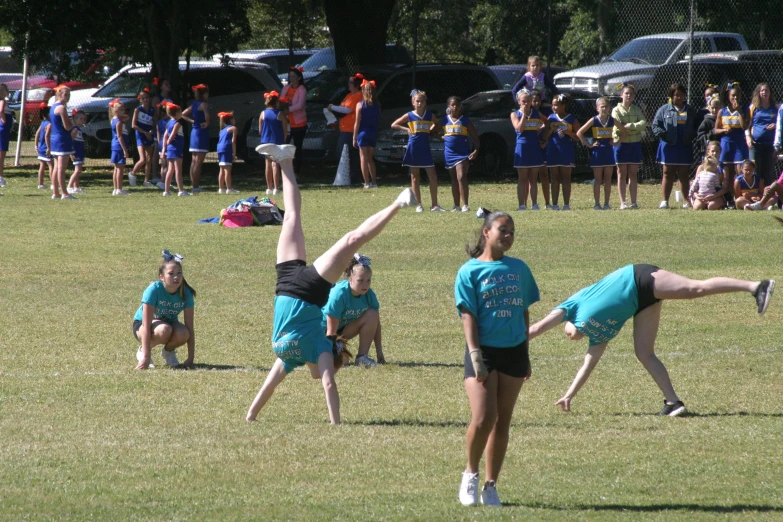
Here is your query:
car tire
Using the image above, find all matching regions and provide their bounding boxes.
[475,135,506,178]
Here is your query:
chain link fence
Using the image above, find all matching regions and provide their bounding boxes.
[4,0,783,181]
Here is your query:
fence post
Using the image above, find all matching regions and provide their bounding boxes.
[687,0,695,104]
[14,32,30,167]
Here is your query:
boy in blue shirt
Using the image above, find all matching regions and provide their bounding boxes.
[530,264,774,417]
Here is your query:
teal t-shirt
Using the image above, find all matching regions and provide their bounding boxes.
[273,295,332,373]
[133,280,194,323]
[556,264,638,346]
[454,256,540,348]
[321,280,380,331]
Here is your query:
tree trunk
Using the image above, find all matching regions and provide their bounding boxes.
[323,0,396,70]
[596,0,614,58]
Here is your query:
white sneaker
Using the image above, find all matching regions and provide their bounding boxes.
[395,188,417,208]
[745,202,762,211]
[226,188,240,194]
[461,205,470,212]
[136,346,155,368]
[218,188,225,194]
[594,204,602,210]
[265,188,272,195]
[111,189,117,195]
[767,205,776,211]
[61,194,76,200]
[415,205,424,213]
[480,480,502,507]
[160,347,179,367]
[619,203,629,210]
[450,205,460,212]
[156,181,167,190]
[0,176,6,187]
[114,189,130,196]
[531,204,540,210]
[459,472,479,507]
[364,184,371,189]
[551,204,559,211]
[51,194,58,199]
[162,191,172,197]
[37,184,46,189]
[255,143,296,162]
[659,200,669,209]
[682,202,692,209]
[562,204,571,211]
[430,205,446,212]
[128,173,137,186]
[178,191,192,197]
[191,187,203,193]
[517,205,527,211]
[355,355,378,367]
[143,181,154,187]
[272,188,279,195]
[72,187,84,194]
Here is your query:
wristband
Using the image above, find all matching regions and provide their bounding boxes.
[469,349,488,380]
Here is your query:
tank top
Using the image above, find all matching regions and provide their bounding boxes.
[548,113,576,148]
[191,101,206,129]
[136,105,155,132]
[442,114,470,151]
[359,101,380,132]
[720,107,745,144]
[514,108,543,144]
[0,99,14,135]
[49,102,74,152]
[217,125,234,153]
[591,115,615,146]
[111,117,129,151]
[261,108,284,144]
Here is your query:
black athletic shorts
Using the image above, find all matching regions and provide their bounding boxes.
[275,259,334,308]
[464,340,530,379]
[634,264,661,315]
[132,319,182,340]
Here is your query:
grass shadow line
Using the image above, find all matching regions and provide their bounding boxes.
[503,501,783,513]
[176,363,269,372]
[391,361,463,368]
[609,411,783,418]
[346,418,468,428]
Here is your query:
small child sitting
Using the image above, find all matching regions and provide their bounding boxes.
[691,156,724,210]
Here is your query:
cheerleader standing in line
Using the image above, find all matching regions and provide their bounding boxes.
[131,89,157,187]
[391,90,444,212]
[182,84,210,193]
[530,91,552,208]
[259,90,287,195]
[156,102,171,186]
[577,97,615,210]
[217,111,239,194]
[34,104,52,190]
[49,86,75,199]
[441,96,479,212]
[353,79,381,189]
[152,78,173,182]
[510,89,547,210]
[714,81,749,208]
[109,99,131,196]
[612,83,646,209]
[67,110,87,194]
[161,103,189,197]
[544,94,580,210]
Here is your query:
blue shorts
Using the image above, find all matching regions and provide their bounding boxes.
[111,150,126,165]
[218,152,233,166]
[613,142,642,165]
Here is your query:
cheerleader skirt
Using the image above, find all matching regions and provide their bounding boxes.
[657,141,693,166]
[613,142,642,165]
[513,140,544,168]
[719,138,749,165]
[189,127,210,153]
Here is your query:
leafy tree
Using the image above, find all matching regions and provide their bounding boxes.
[246,0,331,50]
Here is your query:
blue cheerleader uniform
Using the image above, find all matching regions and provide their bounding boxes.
[613,142,642,165]
[357,101,380,147]
[260,108,284,145]
[513,108,544,168]
[189,101,209,153]
[0,100,13,152]
[441,114,472,169]
[110,117,130,165]
[719,107,749,165]
[36,120,51,162]
[736,173,761,199]
[49,102,74,156]
[656,106,693,166]
[402,110,435,168]
[135,105,155,147]
[165,119,185,159]
[589,115,615,167]
[72,126,85,166]
[157,116,169,151]
[546,113,576,167]
[217,125,234,166]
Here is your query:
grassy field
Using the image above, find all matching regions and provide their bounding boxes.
[1,164,782,521]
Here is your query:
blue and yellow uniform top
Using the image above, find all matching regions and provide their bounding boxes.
[736,173,761,198]
[407,111,435,134]
[441,114,472,167]
[514,108,543,143]
[591,115,615,145]
[720,107,746,143]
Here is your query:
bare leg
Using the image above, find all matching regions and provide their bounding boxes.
[456,161,469,206]
[539,166,550,206]
[425,167,439,208]
[677,166,690,202]
[448,168,460,207]
[628,164,639,204]
[359,147,370,186]
[603,166,612,206]
[528,167,539,206]
[550,167,560,205]
[264,157,274,190]
[339,308,379,357]
[651,270,757,299]
[561,167,572,206]
[133,145,147,176]
[276,156,306,264]
[617,165,627,205]
[246,358,288,421]
[410,169,422,208]
[465,372,498,473]
[484,372,524,482]
[661,165,675,202]
[317,350,340,424]
[633,302,680,403]
[366,147,377,184]
[593,167,602,206]
[516,169,528,207]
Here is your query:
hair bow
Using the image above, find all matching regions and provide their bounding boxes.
[410,89,426,98]
[727,81,740,90]
[38,102,47,109]
[153,77,160,86]
[71,109,77,116]
[108,98,122,107]
[705,83,718,89]
[264,90,279,98]
[617,82,635,90]
[290,66,304,72]
[217,111,233,118]
[361,79,376,88]
[708,93,720,102]
[53,84,68,92]
[519,87,532,96]
[162,250,183,263]
[352,72,365,81]
[191,84,207,91]
[167,103,180,111]
[354,253,371,267]
[555,93,567,102]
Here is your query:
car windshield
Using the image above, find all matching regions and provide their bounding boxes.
[299,48,335,72]
[463,92,515,118]
[94,72,150,98]
[609,38,681,65]
[305,70,346,104]
[491,68,524,90]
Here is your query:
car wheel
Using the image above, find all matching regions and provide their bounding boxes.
[475,135,506,178]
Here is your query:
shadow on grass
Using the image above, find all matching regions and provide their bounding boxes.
[346,418,468,428]
[391,361,463,368]
[503,501,783,513]
[175,363,269,372]
[609,411,783,418]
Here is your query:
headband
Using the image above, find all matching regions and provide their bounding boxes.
[518,87,532,96]
[290,66,304,73]
[410,89,427,99]
[108,98,122,107]
[705,83,718,90]
[166,103,180,110]
[264,90,279,98]
[727,81,740,90]
[53,84,68,92]
[616,82,635,90]
[217,111,233,118]
[353,253,371,267]
[361,79,376,88]
[162,250,183,263]
[192,84,207,91]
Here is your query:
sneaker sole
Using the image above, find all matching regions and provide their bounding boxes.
[666,405,687,417]
[759,280,775,316]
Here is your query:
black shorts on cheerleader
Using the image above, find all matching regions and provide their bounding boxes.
[633,263,661,315]
[275,259,333,308]
[464,340,530,379]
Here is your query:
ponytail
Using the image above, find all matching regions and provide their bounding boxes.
[466,211,512,258]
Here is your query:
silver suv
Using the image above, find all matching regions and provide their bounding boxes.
[554,32,748,100]
[70,60,282,158]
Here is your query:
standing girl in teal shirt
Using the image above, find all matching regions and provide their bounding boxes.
[454,211,539,507]
[529,265,774,416]
[322,254,384,366]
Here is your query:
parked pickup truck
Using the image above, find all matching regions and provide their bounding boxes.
[554,32,748,102]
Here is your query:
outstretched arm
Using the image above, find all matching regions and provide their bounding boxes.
[555,343,607,412]
[528,308,566,340]
[246,358,288,421]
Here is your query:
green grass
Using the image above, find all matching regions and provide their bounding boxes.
[1,165,782,521]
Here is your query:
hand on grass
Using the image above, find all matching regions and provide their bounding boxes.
[135,358,151,370]
[555,396,571,412]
